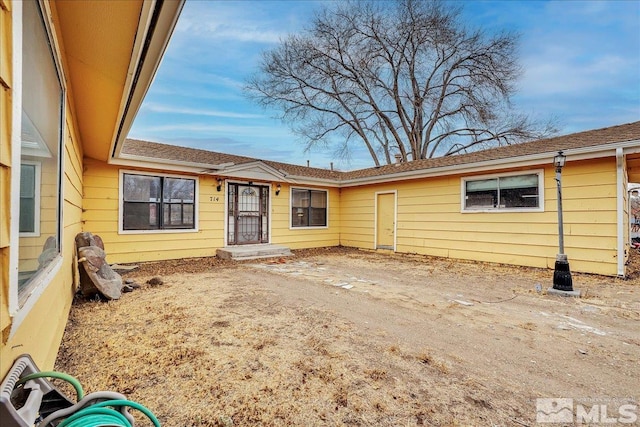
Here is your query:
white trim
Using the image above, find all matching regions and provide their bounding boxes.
[110,1,185,158]
[109,0,157,159]
[616,148,625,277]
[289,186,330,230]
[118,169,199,234]
[8,0,24,317]
[223,180,273,246]
[223,179,228,246]
[10,256,63,337]
[9,0,66,332]
[340,142,640,187]
[460,169,545,213]
[113,153,230,172]
[374,190,397,251]
[18,160,42,237]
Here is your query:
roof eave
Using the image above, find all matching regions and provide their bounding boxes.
[340,139,640,187]
[112,153,230,175]
[109,0,185,161]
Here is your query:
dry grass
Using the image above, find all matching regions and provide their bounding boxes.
[54,247,640,426]
[56,284,471,425]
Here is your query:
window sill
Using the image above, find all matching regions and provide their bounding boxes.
[118,228,199,235]
[461,207,544,214]
[9,254,63,339]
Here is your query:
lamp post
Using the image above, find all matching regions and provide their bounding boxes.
[552,151,574,292]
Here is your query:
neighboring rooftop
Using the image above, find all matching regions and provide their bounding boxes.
[123,121,640,182]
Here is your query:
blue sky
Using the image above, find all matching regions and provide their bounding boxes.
[129,0,640,171]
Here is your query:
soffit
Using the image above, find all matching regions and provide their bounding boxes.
[54,0,143,161]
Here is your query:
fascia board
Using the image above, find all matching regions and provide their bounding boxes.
[340,140,640,187]
[109,156,224,175]
[279,175,341,187]
[110,0,185,159]
[110,138,639,187]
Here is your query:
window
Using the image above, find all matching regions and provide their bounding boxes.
[291,188,328,227]
[19,162,41,235]
[17,0,64,301]
[122,173,196,231]
[463,172,543,211]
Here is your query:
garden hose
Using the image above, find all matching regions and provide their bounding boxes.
[57,400,161,427]
[16,371,84,401]
[39,392,135,427]
[13,371,160,426]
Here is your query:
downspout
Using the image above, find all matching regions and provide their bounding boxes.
[616,148,625,277]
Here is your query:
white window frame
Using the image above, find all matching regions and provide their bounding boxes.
[461,169,545,213]
[118,169,200,234]
[289,187,329,229]
[8,0,66,333]
[18,160,42,237]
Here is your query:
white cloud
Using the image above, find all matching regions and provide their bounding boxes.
[142,103,263,119]
[133,123,292,138]
[175,2,288,44]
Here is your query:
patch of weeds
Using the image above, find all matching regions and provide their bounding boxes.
[416,351,450,375]
[252,337,276,350]
[518,322,537,330]
[334,386,348,408]
[365,368,387,381]
[211,320,231,328]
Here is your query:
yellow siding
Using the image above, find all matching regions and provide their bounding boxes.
[270,183,340,249]
[1,2,84,378]
[82,159,227,263]
[0,0,13,350]
[1,105,84,378]
[341,159,619,276]
[83,164,341,261]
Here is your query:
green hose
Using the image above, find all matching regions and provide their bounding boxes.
[57,400,161,427]
[14,371,160,427]
[16,371,84,401]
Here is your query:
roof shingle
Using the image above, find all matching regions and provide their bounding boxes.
[122,121,640,182]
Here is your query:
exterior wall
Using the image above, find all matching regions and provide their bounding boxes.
[270,183,340,249]
[341,158,619,276]
[82,159,225,264]
[1,0,14,359]
[83,161,341,262]
[1,114,84,377]
[0,0,84,378]
[622,155,629,268]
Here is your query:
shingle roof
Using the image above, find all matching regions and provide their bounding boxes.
[122,121,640,183]
[122,139,343,180]
[341,121,640,180]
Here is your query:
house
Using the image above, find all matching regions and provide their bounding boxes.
[1,0,184,378]
[2,0,639,383]
[83,121,640,282]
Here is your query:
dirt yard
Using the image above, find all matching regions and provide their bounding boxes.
[55,247,640,426]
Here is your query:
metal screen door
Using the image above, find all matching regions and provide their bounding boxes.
[227,184,269,245]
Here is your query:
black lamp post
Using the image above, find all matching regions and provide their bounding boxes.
[552,151,573,291]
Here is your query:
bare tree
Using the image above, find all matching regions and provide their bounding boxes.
[246,0,555,166]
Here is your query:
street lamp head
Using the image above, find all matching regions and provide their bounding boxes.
[553,151,566,169]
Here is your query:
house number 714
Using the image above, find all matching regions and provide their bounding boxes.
[210,196,219,202]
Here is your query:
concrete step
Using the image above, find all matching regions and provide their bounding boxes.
[216,244,293,261]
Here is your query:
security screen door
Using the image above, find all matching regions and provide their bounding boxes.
[227,184,269,245]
